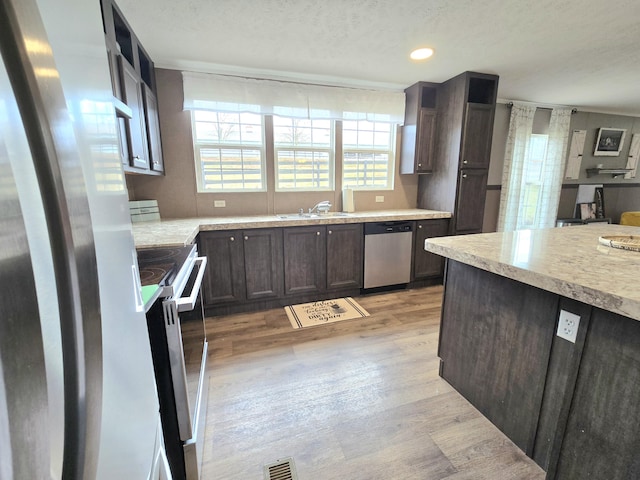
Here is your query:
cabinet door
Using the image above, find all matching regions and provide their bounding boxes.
[115,117,130,168]
[455,169,488,233]
[413,219,449,280]
[283,226,326,296]
[243,229,283,300]
[326,224,363,289]
[198,231,246,305]
[460,103,494,169]
[142,84,164,174]
[416,109,437,173]
[119,57,149,170]
[105,43,123,99]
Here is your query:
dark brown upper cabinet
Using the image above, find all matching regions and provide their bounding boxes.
[100,0,164,175]
[400,82,439,174]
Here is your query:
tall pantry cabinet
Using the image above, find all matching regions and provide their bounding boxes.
[414,72,498,235]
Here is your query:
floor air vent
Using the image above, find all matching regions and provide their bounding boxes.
[263,457,298,480]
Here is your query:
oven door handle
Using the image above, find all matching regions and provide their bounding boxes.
[176,256,207,312]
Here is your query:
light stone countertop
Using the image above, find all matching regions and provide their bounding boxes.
[132,209,451,249]
[425,224,640,321]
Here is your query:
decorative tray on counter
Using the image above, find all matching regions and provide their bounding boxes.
[598,235,640,252]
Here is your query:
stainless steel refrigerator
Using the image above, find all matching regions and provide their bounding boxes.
[0,0,169,478]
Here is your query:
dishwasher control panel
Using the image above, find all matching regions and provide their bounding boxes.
[364,221,414,235]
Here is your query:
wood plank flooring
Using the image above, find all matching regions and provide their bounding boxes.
[202,286,545,480]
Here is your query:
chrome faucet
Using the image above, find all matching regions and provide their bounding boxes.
[309,200,332,215]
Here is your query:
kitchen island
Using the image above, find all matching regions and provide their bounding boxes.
[425,224,640,480]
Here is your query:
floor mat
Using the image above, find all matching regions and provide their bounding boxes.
[284,297,370,329]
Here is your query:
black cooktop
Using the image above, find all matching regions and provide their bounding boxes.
[137,245,195,287]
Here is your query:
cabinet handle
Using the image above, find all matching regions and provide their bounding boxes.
[463,160,468,164]
[418,163,422,167]
[462,174,468,179]
[418,225,423,229]
[316,231,321,236]
[133,155,140,159]
[328,230,332,235]
[153,161,159,165]
[244,236,249,241]
[230,236,235,242]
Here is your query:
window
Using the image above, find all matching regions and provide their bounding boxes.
[519,134,549,228]
[192,110,265,192]
[273,117,333,191]
[342,119,395,189]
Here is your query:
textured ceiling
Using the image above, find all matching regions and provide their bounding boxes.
[116,0,640,116]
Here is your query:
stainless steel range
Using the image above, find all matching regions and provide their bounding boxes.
[137,244,208,480]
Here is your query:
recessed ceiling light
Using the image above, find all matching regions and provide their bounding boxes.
[410,47,434,61]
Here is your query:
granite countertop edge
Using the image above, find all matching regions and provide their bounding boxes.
[425,224,640,321]
[133,209,451,249]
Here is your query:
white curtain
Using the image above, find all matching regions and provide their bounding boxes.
[498,105,573,231]
[181,71,406,123]
[497,103,536,232]
[537,108,573,227]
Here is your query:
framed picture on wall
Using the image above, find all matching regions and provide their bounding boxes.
[594,128,626,156]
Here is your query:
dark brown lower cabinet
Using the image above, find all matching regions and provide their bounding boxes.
[283,226,327,295]
[412,219,449,280]
[283,224,364,295]
[243,229,283,300]
[199,228,283,306]
[326,224,363,290]
[199,230,245,305]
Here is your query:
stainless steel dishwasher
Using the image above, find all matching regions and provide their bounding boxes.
[363,221,414,289]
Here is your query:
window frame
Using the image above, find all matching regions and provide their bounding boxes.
[273,117,335,192]
[191,110,267,193]
[190,109,400,194]
[342,119,396,191]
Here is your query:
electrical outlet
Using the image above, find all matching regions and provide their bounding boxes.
[556,310,580,343]
[214,200,226,208]
[375,195,384,203]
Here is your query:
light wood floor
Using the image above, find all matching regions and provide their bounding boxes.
[202,286,546,480]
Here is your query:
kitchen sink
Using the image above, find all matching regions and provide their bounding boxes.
[276,212,351,219]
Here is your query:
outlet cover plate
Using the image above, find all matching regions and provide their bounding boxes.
[214,200,226,207]
[557,310,580,343]
[375,196,384,203]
